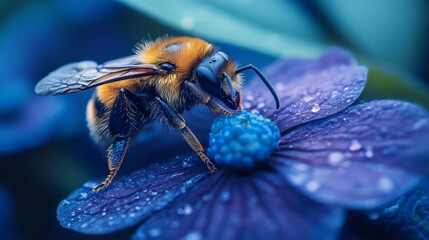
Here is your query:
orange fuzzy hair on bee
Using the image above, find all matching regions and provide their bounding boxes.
[96,37,214,108]
[136,37,216,107]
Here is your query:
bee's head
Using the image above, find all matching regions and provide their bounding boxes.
[196,51,241,110]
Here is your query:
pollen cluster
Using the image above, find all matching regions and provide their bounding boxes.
[208,110,280,169]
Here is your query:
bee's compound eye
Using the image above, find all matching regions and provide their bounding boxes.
[160,62,175,71]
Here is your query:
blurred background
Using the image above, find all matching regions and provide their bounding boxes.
[0,0,428,239]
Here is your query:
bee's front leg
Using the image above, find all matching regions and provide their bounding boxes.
[155,96,217,173]
[183,81,237,116]
[92,88,143,192]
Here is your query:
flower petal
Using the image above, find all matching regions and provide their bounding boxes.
[243,47,367,132]
[57,155,208,234]
[133,169,344,240]
[380,180,429,239]
[271,100,429,209]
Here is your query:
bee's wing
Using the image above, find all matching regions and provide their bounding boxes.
[35,56,160,96]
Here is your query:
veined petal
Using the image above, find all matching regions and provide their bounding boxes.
[133,169,344,240]
[271,100,429,209]
[243,47,367,132]
[57,155,208,234]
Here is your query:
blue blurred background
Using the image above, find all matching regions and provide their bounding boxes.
[0,0,428,239]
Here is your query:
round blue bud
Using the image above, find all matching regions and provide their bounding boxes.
[207,110,280,169]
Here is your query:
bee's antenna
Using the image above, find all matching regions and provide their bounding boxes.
[222,72,236,100]
[236,65,280,109]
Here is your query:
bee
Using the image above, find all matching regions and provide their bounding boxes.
[35,36,280,192]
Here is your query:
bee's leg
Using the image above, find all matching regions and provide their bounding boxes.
[92,88,143,192]
[184,81,236,116]
[155,96,217,173]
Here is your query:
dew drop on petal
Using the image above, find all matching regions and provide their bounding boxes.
[328,152,344,165]
[303,95,314,102]
[349,140,362,151]
[305,180,320,192]
[79,192,88,199]
[243,101,251,109]
[311,103,321,113]
[257,102,265,109]
[288,173,307,185]
[221,191,231,202]
[378,176,394,192]
[183,204,193,215]
[149,228,161,237]
[365,147,374,158]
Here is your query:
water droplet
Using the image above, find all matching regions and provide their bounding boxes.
[330,91,339,98]
[80,192,88,199]
[151,191,158,196]
[183,204,193,215]
[349,140,362,151]
[305,180,320,192]
[343,86,350,91]
[275,83,285,91]
[243,101,251,109]
[63,200,70,205]
[101,212,106,216]
[71,212,76,217]
[365,147,374,158]
[221,191,231,202]
[184,231,202,240]
[378,176,394,192]
[257,102,265,109]
[328,152,344,165]
[303,95,314,102]
[182,161,191,168]
[129,212,136,218]
[81,223,88,229]
[149,228,161,237]
[311,103,321,113]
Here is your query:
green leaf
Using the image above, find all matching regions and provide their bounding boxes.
[361,62,429,109]
[119,0,327,57]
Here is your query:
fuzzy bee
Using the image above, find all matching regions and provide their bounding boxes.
[35,36,280,192]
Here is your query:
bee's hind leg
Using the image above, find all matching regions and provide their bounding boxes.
[155,96,217,174]
[92,88,143,192]
[92,137,130,192]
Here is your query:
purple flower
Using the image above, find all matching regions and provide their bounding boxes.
[56,48,429,239]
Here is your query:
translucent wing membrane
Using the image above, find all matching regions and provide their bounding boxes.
[35,56,160,96]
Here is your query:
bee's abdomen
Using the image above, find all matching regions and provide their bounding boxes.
[86,94,111,146]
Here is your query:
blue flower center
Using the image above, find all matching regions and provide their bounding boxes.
[207,110,280,169]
